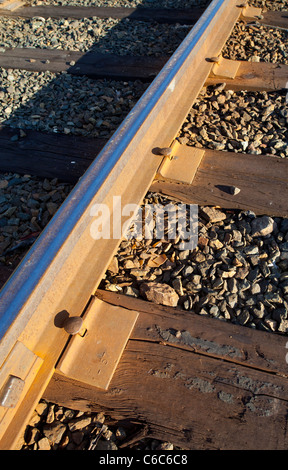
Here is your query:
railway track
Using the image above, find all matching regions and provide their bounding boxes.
[0,0,288,451]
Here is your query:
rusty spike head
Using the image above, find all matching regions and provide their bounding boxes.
[157,147,172,157]
[63,316,84,335]
[208,56,220,63]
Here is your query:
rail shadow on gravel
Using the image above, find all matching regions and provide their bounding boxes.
[0,1,198,166]
[0,1,203,282]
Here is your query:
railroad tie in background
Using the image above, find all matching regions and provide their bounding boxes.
[0,0,288,450]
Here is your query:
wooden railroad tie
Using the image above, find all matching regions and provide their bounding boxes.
[0,5,206,23]
[43,290,288,450]
[0,49,287,89]
[153,144,288,218]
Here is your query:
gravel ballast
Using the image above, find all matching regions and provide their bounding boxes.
[0,68,149,138]
[178,87,288,158]
[223,22,288,65]
[27,0,288,10]
[0,173,73,268]
[250,0,288,10]
[102,193,288,336]
[0,16,191,56]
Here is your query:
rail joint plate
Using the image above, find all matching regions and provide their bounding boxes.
[156,141,205,184]
[210,57,241,80]
[56,298,138,390]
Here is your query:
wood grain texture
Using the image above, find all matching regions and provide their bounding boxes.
[48,343,288,450]
[95,290,288,376]
[151,149,288,217]
[2,49,287,89]
[206,61,288,91]
[258,10,288,29]
[44,292,288,450]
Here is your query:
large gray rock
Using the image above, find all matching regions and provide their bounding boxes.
[200,206,226,223]
[140,282,179,307]
[251,216,275,237]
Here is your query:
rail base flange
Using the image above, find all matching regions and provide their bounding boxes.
[210,57,241,80]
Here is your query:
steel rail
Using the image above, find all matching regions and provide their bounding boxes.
[0,0,242,448]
